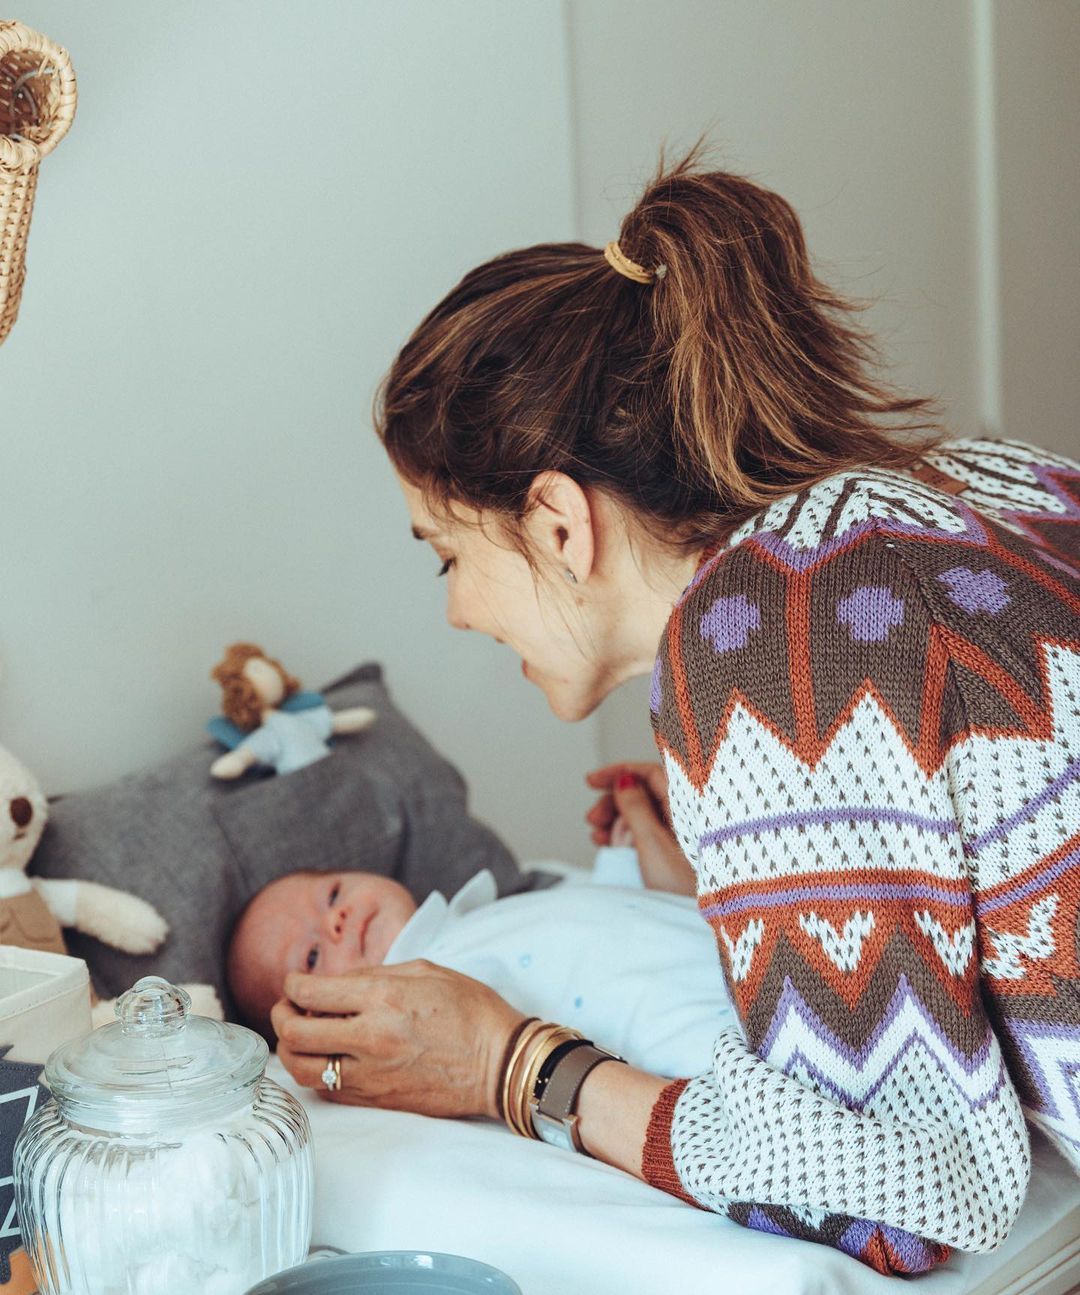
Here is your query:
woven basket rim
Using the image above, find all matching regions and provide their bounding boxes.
[0,19,77,168]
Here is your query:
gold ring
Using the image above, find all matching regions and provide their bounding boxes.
[321,1055,342,1092]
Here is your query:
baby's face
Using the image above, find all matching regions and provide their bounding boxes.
[228,870,418,1033]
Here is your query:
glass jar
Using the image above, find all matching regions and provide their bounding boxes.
[14,976,313,1295]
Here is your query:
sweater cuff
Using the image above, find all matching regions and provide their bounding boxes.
[640,1078,702,1209]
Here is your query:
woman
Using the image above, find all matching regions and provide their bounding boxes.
[271,138,1080,1274]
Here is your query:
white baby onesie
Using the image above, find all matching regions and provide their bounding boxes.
[382,850,734,1079]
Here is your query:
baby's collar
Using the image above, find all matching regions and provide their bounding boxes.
[382,868,497,965]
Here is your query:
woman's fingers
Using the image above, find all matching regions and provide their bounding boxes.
[273,1005,357,1054]
[585,762,669,809]
[585,791,615,829]
[585,762,671,846]
[276,1040,335,1089]
[284,968,373,1013]
[273,962,525,1120]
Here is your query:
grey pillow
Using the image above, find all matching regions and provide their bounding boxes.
[31,662,556,1014]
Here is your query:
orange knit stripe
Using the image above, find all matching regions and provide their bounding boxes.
[640,1079,703,1209]
[667,604,706,785]
[696,866,971,905]
[787,570,817,755]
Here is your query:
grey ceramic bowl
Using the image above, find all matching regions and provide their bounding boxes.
[245,1251,524,1294]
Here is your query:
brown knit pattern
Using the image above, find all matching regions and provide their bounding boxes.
[641,437,1080,1275]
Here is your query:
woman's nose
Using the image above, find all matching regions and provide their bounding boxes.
[446,601,471,632]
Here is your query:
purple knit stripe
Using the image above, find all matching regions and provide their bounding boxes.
[837,1220,940,1272]
[760,975,995,1079]
[682,553,723,597]
[975,842,1080,915]
[786,1035,1010,1115]
[964,758,1080,856]
[1018,461,1080,523]
[700,806,955,852]
[1007,1019,1080,1124]
[751,507,991,573]
[744,1206,793,1238]
[838,1218,881,1259]
[1040,552,1080,577]
[649,655,662,714]
[876,1224,945,1271]
[702,880,969,921]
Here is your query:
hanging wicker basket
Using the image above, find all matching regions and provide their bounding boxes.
[0,19,76,345]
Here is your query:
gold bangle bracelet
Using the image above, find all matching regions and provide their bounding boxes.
[510,1024,556,1138]
[516,1025,582,1140]
[502,1020,549,1137]
[506,1022,560,1138]
[510,1023,564,1138]
[499,1015,543,1129]
[502,1020,545,1136]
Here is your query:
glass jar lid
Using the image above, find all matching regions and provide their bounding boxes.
[46,976,268,1133]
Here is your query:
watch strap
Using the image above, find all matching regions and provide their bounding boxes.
[535,1041,623,1122]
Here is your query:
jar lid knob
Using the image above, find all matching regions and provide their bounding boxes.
[116,976,191,1038]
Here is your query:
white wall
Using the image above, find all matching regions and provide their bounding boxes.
[569,0,1080,766]
[0,0,599,867]
[2,1,1076,862]
[989,0,1080,455]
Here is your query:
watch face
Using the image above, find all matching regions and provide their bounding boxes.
[531,1109,574,1152]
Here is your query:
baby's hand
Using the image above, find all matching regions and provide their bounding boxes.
[584,761,669,845]
[610,814,635,849]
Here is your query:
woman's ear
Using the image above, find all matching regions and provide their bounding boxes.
[524,471,596,583]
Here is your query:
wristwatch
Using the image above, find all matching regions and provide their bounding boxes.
[529,1040,625,1152]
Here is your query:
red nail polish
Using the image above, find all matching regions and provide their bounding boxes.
[617,772,638,790]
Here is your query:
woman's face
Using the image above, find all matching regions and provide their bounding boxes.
[396,472,623,721]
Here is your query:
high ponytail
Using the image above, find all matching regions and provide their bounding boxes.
[374,133,943,560]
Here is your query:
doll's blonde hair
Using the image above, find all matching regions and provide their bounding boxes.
[210,643,300,732]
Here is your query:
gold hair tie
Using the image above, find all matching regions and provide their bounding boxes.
[603,240,666,285]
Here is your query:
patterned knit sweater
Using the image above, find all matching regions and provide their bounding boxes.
[643,437,1080,1275]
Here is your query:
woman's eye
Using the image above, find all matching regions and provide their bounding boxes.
[436,558,454,578]
[305,945,319,971]
[328,882,340,906]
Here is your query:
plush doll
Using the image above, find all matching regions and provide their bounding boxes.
[208,643,377,779]
[0,741,221,1026]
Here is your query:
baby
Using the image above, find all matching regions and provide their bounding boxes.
[227,816,730,1077]
[227,868,419,1040]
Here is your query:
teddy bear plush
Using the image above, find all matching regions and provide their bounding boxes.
[0,741,221,1025]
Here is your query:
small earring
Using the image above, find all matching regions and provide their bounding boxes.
[564,568,578,584]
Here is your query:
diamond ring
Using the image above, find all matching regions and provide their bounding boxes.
[321,1055,342,1092]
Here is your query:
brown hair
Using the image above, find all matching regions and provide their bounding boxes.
[210,642,300,732]
[373,134,944,564]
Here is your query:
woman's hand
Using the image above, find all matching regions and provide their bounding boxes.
[585,762,696,895]
[584,761,670,845]
[270,960,526,1120]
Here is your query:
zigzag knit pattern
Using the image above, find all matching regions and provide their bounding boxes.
[643,437,1080,1275]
